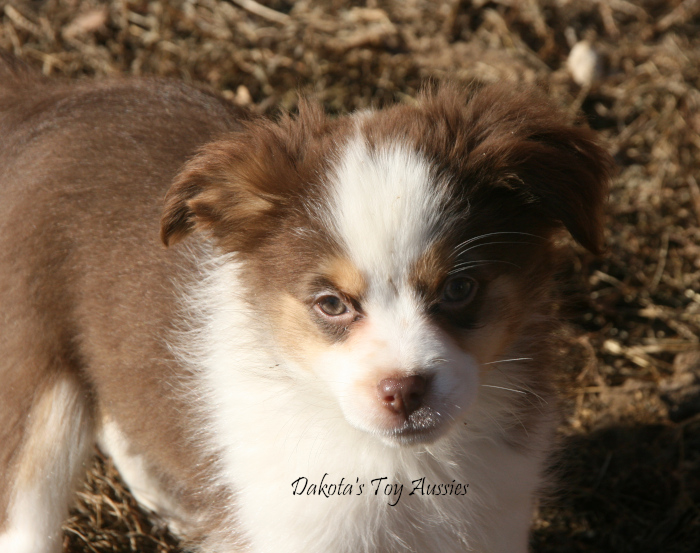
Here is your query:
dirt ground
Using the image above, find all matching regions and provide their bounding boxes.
[1,0,699,551]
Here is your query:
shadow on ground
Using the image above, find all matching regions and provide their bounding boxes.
[534,419,700,553]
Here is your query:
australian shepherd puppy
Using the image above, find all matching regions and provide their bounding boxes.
[0,56,613,553]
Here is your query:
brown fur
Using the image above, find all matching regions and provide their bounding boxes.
[320,257,368,301]
[0,59,248,538]
[161,83,612,367]
[359,84,613,254]
[0,54,613,549]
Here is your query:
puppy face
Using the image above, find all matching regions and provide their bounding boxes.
[161,84,613,446]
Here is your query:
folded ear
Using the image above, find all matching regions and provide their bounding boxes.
[458,85,616,254]
[161,123,299,252]
[499,125,614,255]
[161,101,335,251]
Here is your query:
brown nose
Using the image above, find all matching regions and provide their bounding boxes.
[377,375,428,418]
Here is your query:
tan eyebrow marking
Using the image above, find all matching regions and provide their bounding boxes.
[409,239,452,299]
[320,256,367,299]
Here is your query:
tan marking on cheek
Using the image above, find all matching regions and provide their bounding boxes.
[320,257,367,299]
[461,321,512,371]
[272,293,330,367]
[452,275,525,369]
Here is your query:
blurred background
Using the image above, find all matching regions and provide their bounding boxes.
[1,0,699,551]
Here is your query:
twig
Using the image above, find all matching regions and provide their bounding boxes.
[4,4,44,39]
[228,0,290,25]
[688,175,700,225]
[655,0,700,33]
[649,231,669,293]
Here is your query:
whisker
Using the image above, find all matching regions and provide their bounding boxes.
[494,367,550,406]
[455,241,542,259]
[483,357,533,365]
[506,408,530,438]
[451,232,545,254]
[520,388,548,406]
[480,409,510,437]
[481,384,527,395]
[448,259,521,274]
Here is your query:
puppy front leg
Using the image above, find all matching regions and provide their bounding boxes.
[0,373,94,553]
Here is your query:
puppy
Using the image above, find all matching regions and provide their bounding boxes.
[0,57,613,553]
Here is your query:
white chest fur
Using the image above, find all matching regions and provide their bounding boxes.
[179,260,552,553]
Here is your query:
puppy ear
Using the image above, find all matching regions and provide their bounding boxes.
[463,86,616,254]
[160,125,297,251]
[504,125,614,255]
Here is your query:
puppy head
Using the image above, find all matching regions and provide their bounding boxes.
[162,84,614,445]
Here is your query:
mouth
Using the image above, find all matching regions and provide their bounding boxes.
[379,406,446,445]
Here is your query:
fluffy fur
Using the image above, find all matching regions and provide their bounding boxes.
[0,56,614,553]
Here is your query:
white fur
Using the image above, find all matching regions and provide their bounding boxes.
[322,136,480,439]
[329,134,448,284]
[189,260,550,552]
[97,420,186,534]
[177,137,557,552]
[314,291,480,442]
[0,375,93,553]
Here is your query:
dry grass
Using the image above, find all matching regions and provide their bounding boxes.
[1,0,699,551]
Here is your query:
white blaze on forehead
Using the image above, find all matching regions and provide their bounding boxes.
[328,133,447,287]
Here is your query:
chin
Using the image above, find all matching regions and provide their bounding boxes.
[0,56,614,553]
